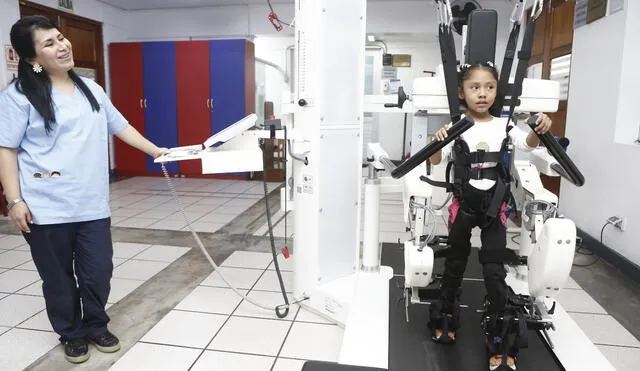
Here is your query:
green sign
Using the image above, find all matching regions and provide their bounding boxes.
[58,0,74,12]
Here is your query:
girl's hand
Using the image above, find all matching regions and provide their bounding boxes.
[435,126,450,141]
[534,113,553,134]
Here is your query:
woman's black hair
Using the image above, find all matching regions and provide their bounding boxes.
[10,15,100,133]
[457,62,500,114]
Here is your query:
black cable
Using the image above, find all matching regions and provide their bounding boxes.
[572,223,607,267]
[266,0,274,13]
[260,138,290,318]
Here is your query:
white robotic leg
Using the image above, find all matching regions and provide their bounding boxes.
[402,162,437,321]
[527,214,576,299]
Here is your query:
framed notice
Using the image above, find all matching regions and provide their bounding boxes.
[574,0,588,29]
[587,0,607,24]
[392,54,411,67]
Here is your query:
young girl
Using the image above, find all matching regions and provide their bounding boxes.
[428,62,553,371]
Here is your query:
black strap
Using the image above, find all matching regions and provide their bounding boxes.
[468,167,500,181]
[438,23,462,123]
[492,22,521,117]
[478,247,519,265]
[420,175,451,191]
[469,151,504,164]
[506,17,537,127]
[486,177,506,219]
[517,311,528,349]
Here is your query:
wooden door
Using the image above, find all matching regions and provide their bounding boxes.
[59,17,105,88]
[176,41,211,177]
[110,43,146,176]
[142,42,179,174]
[529,1,575,197]
[19,1,105,88]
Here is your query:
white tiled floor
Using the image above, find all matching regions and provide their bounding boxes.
[108,177,280,233]
[2,177,640,371]
[111,250,343,371]
[0,233,191,371]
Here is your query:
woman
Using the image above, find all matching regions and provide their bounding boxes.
[0,15,167,364]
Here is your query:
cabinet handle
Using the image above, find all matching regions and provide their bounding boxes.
[210,99,213,111]
[144,99,147,108]
[140,98,143,108]
[206,98,211,109]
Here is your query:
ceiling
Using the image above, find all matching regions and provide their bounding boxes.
[97,0,418,11]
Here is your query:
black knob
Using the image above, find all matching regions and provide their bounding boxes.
[298,99,307,107]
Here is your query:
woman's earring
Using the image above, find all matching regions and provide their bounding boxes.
[32,63,43,74]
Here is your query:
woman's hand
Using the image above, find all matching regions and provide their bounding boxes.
[534,113,553,134]
[153,147,169,159]
[9,202,32,233]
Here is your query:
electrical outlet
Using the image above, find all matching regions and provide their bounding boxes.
[618,217,626,231]
[607,216,626,231]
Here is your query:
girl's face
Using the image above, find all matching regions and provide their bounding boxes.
[459,68,497,118]
[31,28,74,75]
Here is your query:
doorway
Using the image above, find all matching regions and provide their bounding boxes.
[19,0,105,89]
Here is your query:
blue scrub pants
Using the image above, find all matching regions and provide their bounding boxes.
[22,218,113,342]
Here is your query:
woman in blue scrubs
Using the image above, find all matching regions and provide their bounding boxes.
[0,15,167,364]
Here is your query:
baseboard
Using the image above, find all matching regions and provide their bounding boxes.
[577,227,640,284]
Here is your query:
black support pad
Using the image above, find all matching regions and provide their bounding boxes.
[302,361,387,371]
[465,9,498,65]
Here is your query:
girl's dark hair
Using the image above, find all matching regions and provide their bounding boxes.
[10,15,100,133]
[458,62,501,114]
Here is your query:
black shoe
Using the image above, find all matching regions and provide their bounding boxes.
[63,338,90,363]
[89,330,121,353]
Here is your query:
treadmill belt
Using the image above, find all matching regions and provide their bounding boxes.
[383,243,564,371]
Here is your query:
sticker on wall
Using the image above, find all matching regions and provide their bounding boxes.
[4,45,18,81]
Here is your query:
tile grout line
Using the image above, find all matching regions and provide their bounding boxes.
[270,305,302,371]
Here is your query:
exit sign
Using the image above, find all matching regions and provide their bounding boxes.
[58,0,74,12]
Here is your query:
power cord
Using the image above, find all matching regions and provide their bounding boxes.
[160,159,307,318]
[572,223,607,267]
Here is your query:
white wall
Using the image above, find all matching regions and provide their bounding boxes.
[125,4,295,41]
[563,0,640,266]
[0,0,22,89]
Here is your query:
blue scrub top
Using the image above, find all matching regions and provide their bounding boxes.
[0,77,129,225]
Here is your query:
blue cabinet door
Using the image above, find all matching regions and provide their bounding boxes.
[143,42,178,173]
[210,40,246,135]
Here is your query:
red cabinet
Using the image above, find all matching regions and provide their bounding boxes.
[176,41,211,176]
[108,39,255,179]
[109,42,146,176]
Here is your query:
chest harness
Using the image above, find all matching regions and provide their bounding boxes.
[424,123,515,221]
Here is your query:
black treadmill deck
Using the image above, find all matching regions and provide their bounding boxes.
[383,243,565,371]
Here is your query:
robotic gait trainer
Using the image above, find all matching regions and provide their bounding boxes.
[386,0,585,353]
